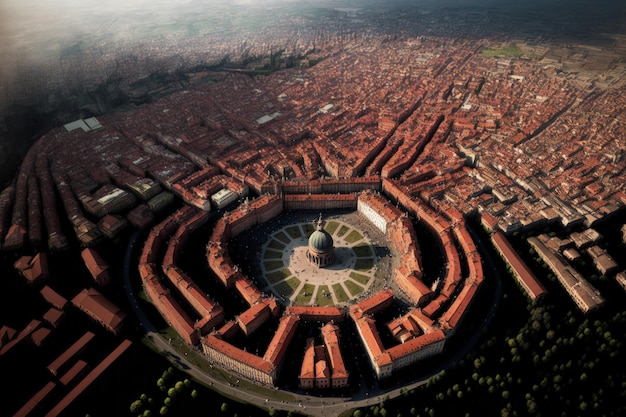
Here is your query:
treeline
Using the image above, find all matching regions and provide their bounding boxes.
[350,286,626,417]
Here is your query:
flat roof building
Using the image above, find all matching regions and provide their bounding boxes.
[211,188,238,210]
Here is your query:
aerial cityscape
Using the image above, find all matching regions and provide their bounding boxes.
[0,1,625,416]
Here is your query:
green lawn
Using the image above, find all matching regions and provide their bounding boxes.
[482,44,523,57]
[345,230,363,244]
[316,285,334,306]
[265,268,291,284]
[286,225,303,239]
[284,276,301,291]
[303,223,315,236]
[295,283,315,304]
[266,239,286,250]
[332,283,349,303]
[274,231,291,244]
[354,258,374,271]
[274,277,300,297]
[263,249,283,259]
[344,280,364,297]
[325,221,339,235]
[349,271,370,285]
[337,225,350,237]
[352,244,372,257]
[264,260,285,272]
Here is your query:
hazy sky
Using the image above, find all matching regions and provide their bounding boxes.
[1,0,623,41]
[1,0,623,26]
[0,0,623,84]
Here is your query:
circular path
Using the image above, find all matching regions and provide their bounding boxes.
[260,220,377,306]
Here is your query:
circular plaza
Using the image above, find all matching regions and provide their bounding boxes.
[237,211,393,307]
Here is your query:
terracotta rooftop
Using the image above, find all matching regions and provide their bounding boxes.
[40,286,67,310]
[204,334,275,374]
[71,288,126,334]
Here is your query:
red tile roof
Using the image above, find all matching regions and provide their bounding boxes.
[71,288,126,335]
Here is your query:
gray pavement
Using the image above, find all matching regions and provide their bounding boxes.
[261,220,377,306]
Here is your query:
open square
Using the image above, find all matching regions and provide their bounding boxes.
[259,214,384,306]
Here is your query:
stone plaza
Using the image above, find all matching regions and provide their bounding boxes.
[259,213,391,306]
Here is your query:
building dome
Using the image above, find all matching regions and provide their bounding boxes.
[308,228,334,253]
[306,215,335,268]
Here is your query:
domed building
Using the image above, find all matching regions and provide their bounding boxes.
[306,215,335,268]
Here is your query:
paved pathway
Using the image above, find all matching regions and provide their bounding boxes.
[261,220,378,306]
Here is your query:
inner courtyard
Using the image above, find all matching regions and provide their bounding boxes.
[223,209,392,308]
[259,212,387,306]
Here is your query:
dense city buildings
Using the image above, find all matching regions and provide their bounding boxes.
[1,4,626,415]
[528,237,606,313]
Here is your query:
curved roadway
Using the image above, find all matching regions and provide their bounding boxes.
[123,222,504,417]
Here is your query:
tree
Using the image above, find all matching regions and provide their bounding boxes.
[353,410,363,417]
[221,402,229,413]
[159,406,168,416]
[191,389,198,399]
[130,400,143,413]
